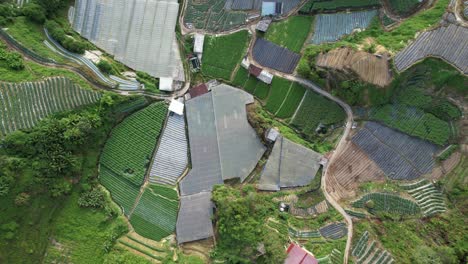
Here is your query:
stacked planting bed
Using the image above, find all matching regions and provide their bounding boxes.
[149,113,188,186]
[0,77,101,137]
[402,180,446,216]
[395,24,468,74]
[352,231,394,264]
[252,38,301,74]
[311,10,378,44]
[352,122,439,180]
[352,193,420,215]
[319,222,347,240]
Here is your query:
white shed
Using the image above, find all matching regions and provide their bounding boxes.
[159,77,174,92]
[169,99,185,115]
[194,33,205,54]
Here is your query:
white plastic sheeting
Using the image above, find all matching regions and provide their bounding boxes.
[71,0,183,80]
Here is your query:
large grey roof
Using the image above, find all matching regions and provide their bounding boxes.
[180,84,266,195]
[70,0,182,79]
[258,136,322,190]
[176,192,214,244]
[252,38,301,74]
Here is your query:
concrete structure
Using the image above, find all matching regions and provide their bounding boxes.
[256,18,272,32]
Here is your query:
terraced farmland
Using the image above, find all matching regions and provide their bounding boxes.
[326,141,386,200]
[130,185,179,241]
[316,48,392,87]
[276,83,306,118]
[99,166,140,215]
[184,0,247,32]
[100,102,168,187]
[387,0,422,16]
[231,67,271,100]
[265,78,293,113]
[0,77,101,138]
[264,16,313,53]
[300,0,380,13]
[370,104,450,145]
[202,31,250,80]
[291,90,346,136]
[311,10,378,44]
[395,24,468,75]
[352,122,440,180]
[319,222,347,240]
[352,193,420,215]
[352,231,395,264]
[402,180,446,216]
[252,38,301,74]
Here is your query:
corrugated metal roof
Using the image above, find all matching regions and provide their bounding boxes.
[249,64,263,77]
[194,33,205,54]
[180,84,265,195]
[258,136,322,190]
[189,83,208,98]
[285,243,318,264]
[176,192,214,244]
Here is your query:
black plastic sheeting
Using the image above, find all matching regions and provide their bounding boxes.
[252,38,300,74]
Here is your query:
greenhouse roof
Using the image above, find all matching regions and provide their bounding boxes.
[180,84,265,195]
[176,192,214,244]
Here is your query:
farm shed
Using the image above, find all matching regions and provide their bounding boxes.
[159,77,174,92]
[149,112,188,185]
[180,84,266,195]
[252,38,301,73]
[285,243,318,264]
[394,24,468,74]
[176,192,214,244]
[311,10,377,44]
[168,99,184,115]
[256,18,272,32]
[258,70,273,84]
[249,64,263,76]
[316,48,392,87]
[258,135,322,191]
[352,122,440,180]
[194,33,205,54]
[70,0,183,81]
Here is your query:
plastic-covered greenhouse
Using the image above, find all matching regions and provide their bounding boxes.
[70,0,183,80]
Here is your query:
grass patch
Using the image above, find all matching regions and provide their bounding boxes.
[5,16,66,63]
[202,30,250,80]
[264,16,313,53]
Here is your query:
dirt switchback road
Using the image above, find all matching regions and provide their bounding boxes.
[284,75,354,264]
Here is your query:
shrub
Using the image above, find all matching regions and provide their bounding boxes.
[97,60,113,74]
[78,189,105,208]
[14,192,30,206]
[22,3,46,24]
[45,20,87,54]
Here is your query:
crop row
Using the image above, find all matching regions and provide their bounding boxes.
[406,182,446,216]
[291,90,346,136]
[100,102,168,186]
[232,67,271,99]
[130,186,179,241]
[0,77,101,137]
[352,192,420,215]
[370,104,450,145]
[300,0,380,14]
[202,30,249,80]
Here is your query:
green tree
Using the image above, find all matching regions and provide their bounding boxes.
[14,192,30,206]
[97,60,113,74]
[22,3,46,24]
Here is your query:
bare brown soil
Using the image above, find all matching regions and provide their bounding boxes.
[326,140,387,201]
[180,238,214,263]
[316,47,392,87]
[427,152,462,180]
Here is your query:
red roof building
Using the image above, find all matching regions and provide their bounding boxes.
[189,83,208,99]
[284,243,318,264]
[248,64,263,77]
